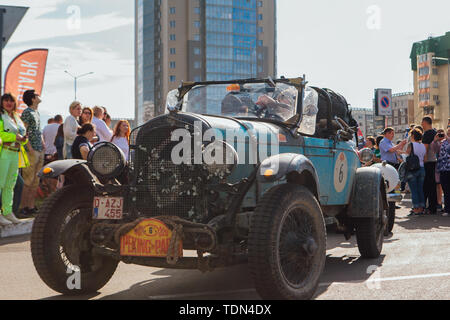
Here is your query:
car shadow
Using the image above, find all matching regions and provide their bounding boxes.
[41,221,392,300]
[314,254,386,299]
[43,251,387,300]
[99,264,258,300]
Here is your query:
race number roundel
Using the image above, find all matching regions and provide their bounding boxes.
[334,152,348,193]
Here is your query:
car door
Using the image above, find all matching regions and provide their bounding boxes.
[302,137,336,205]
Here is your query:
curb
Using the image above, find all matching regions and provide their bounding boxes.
[0,219,34,238]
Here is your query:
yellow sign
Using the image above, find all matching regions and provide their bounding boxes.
[120,219,182,258]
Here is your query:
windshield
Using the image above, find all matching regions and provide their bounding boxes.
[182,82,298,122]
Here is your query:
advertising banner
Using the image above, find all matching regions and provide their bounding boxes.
[375,88,392,117]
[4,48,49,114]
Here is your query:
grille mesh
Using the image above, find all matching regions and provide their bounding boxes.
[129,125,207,221]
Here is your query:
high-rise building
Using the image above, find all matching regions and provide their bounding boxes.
[410,32,450,130]
[135,0,277,126]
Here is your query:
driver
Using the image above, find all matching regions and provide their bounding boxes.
[255,92,294,120]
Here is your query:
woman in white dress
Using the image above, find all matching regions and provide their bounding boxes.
[63,101,82,159]
[111,120,130,161]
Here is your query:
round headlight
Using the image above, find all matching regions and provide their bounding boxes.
[88,142,126,179]
[202,141,238,176]
[359,148,374,164]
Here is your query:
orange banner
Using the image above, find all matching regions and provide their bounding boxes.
[4,49,49,114]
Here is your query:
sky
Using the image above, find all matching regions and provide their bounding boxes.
[1,0,135,124]
[1,0,450,124]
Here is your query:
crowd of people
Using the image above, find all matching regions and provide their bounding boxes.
[0,91,131,226]
[1,88,448,226]
[363,117,450,218]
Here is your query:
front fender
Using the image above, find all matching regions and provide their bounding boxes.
[257,153,320,198]
[38,160,97,186]
[347,167,386,218]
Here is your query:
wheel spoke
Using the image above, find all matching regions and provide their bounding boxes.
[57,207,97,273]
[279,208,316,287]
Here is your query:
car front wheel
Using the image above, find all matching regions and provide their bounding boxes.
[354,196,386,258]
[31,185,119,295]
[248,184,326,300]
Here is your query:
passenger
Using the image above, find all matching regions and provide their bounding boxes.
[221,93,248,116]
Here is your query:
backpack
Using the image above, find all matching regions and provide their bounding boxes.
[406,143,420,172]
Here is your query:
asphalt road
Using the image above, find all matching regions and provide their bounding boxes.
[1,194,449,300]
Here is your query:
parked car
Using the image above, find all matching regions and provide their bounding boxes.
[32,77,388,300]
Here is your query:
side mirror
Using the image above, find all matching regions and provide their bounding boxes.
[166,89,181,113]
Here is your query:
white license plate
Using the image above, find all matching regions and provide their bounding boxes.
[93,197,124,220]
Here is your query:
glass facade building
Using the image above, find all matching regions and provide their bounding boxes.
[135,0,276,125]
[205,0,258,81]
[135,0,162,124]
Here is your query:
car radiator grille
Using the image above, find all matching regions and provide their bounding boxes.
[129,126,207,221]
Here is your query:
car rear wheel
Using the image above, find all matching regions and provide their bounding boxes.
[31,185,119,295]
[248,184,326,300]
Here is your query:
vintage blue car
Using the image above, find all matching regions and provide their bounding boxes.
[32,77,388,300]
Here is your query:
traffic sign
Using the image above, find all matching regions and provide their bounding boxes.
[375,89,392,116]
[380,96,390,109]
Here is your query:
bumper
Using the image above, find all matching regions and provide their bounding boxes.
[387,192,403,203]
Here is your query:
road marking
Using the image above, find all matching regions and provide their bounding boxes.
[148,272,450,298]
[319,272,450,287]
[148,288,256,300]
[149,272,450,298]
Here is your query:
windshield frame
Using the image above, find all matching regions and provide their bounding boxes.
[173,77,305,127]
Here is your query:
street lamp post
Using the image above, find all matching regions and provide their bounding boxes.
[64,70,94,101]
[432,57,450,120]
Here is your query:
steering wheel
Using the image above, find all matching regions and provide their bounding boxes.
[264,112,285,122]
[255,104,268,118]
